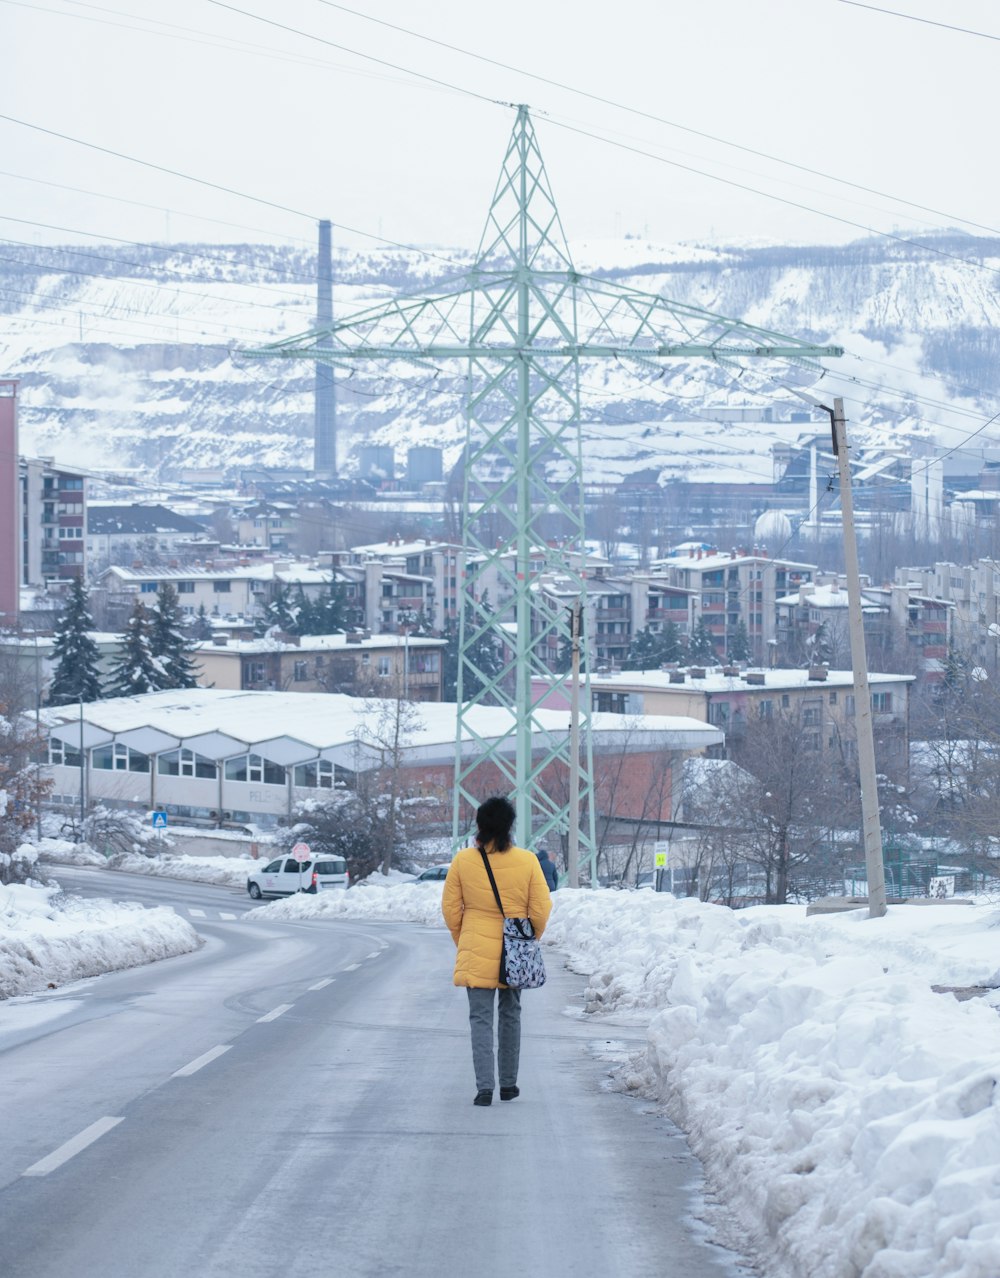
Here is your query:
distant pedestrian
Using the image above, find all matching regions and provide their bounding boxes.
[536,847,559,891]
[442,796,552,1106]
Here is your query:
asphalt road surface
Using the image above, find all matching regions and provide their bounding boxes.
[0,868,754,1278]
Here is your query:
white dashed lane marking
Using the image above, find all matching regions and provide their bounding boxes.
[257,1004,293,1023]
[173,1045,231,1077]
[308,978,334,991]
[23,1117,124,1177]
[365,951,381,960]
[342,963,361,972]
[188,908,207,918]
[220,912,237,920]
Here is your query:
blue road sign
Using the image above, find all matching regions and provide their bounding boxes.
[151,810,168,830]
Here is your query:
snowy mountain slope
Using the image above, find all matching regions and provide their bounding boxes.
[1,233,998,482]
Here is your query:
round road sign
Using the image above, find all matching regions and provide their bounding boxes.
[291,842,311,862]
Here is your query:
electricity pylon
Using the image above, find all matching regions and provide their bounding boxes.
[242,105,842,881]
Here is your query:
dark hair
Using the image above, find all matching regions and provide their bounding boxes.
[475,796,516,853]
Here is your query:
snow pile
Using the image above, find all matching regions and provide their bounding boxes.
[0,880,200,999]
[355,868,424,889]
[545,892,1000,1278]
[253,880,445,925]
[38,837,254,888]
[112,853,253,888]
[33,836,106,868]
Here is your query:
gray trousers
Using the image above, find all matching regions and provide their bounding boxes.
[466,987,521,1092]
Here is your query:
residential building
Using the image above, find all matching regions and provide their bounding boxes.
[567,665,914,777]
[894,561,1000,671]
[21,455,88,587]
[648,548,815,664]
[349,539,463,626]
[0,381,17,623]
[194,632,446,700]
[87,504,207,567]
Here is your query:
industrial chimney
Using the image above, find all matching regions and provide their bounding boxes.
[314,219,336,476]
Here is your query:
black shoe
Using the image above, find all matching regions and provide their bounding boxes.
[499,1086,519,1101]
[473,1090,493,1106]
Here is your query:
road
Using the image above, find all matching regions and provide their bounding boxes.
[0,868,754,1278]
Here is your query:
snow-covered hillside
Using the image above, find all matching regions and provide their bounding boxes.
[2,232,999,482]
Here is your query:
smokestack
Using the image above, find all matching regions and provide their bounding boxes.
[314,219,336,477]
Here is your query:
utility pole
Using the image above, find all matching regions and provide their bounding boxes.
[567,600,581,888]
[830,397,887,919]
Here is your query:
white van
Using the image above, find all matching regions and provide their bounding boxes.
[247,855,349,899]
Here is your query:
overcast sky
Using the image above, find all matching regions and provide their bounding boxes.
[4,0,999,257]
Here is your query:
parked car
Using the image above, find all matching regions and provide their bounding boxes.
[411,864,451,883]
[247,855,348,899]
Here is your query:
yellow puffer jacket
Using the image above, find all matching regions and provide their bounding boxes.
[442,845,552,988]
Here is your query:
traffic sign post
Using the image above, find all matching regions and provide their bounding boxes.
[292,841,311,892]
[653,841,671,894]
[151,811,168,830]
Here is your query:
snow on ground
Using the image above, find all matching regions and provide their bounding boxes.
[258,882,1000,1276]
[37,837,254,888]
[0,874,200,999]
[545,891,1000,1278]
[252,879,446,925]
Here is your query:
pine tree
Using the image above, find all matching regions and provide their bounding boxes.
[104,600,163,698]
[660,621,684,663]
[192,604,213,641]
[151,583,200,689]
[443,598,505,702]
[47,577,103,705]
[728,619,752,663]
[688,617,717,663]
[624,627,662,672]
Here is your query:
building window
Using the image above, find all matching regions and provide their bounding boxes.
[802,700,822,727]
[829,690,838,704]
[757,700,773,720]
[93,743,150,773]
[377,656,391,677]
[158,748,217,779]
[178,582,195,594]
[871,692,892,713]
[140,582,158,593]
[213,581,231,593]
[846,694,856,715]
[781,694,790,708]
[708,701,730,727]
[293,759,335,789]
[48,739,82,767]
[224,753,285,785]
[293,660,308,682]
[243,661,266,685]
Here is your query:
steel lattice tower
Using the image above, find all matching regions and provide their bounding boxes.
[243,106,841,881]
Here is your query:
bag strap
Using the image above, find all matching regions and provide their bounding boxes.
[478,847,507,919]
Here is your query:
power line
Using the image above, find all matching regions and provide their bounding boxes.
[317,0,1000,241]
[203,0,501,108]
[542,116,1000,280]
[0,112,468,271]
[835,0,1000,42]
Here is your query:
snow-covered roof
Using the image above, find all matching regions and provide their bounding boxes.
[194,633,445,655]
[775,584,884,611]
[40,689,721,768]
[650,552,814,571]
[589,667,914,693]
[87,504,206,537]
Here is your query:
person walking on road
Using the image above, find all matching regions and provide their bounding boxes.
[442,796,552,1107]
[535,846,558,891]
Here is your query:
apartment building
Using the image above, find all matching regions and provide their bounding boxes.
[648,548,814,664]
[194,632,446,700]
[349,539,463,626]
[87,504,207,567]
[21,456,88,586]
[894,561,998,670]
[579,665,914,777]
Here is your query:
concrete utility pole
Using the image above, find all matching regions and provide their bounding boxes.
[829,397,887,919]
[567,600,581,888]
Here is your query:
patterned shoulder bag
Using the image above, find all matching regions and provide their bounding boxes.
[479,848,546,989]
